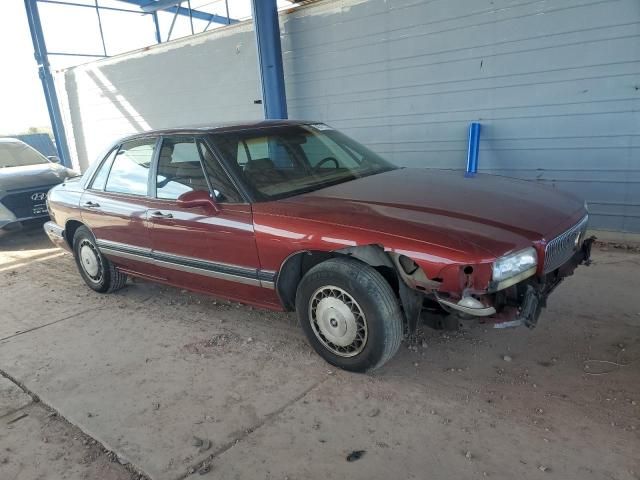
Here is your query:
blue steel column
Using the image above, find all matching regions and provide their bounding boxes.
[152,12,162,43]
[23,0,72,167]
[250,0,287,119]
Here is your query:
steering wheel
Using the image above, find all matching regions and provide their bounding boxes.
[314,157,340,170]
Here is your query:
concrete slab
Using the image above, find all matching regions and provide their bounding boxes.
[207,374,640,480]
[0,376,31,418]
[0,403,132,480]
[0,228,79,339]
[0,288,326,480]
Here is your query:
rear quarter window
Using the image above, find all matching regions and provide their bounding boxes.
[105,139,156,196]
[89,148,118,190]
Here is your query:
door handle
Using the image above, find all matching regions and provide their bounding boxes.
[151,211,173,219]
[83,201,100,208]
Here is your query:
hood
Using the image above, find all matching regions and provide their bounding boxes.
[262,168,585,258]
[0,163,71,193]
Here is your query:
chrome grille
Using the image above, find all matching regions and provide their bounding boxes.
[543,215,588,273]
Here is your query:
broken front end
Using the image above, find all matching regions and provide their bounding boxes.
[424,216,593,330]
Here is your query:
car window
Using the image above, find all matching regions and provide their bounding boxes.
[210,125,396,201]
[105,139,155,196]
[89,148,118,190]
[156,138,210,200]
[0,141,49,168]
[236,137,296,169]
[299,135,360,169]
[198,140,243,203]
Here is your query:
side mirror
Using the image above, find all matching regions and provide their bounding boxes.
[48,155,60,163]
[176,190,218,211]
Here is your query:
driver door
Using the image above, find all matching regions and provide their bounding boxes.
[146,135,276,305]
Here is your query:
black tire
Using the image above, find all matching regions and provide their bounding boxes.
[72,226,127,293]
[296,257,403,373]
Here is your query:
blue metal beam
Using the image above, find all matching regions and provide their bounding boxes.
[23,0,72,168]
[95,0,108,56]
[152,11,162,43]
[48,52,108,57]
[38,0,143,14]
[251,0,287,119]
[117,0,237,25]
[139,0,184,12]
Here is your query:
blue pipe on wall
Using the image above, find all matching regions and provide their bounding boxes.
[466,122,481,177]
[251,0,288,119]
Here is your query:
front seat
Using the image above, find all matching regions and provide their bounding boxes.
[175,162,210,192]
[243,157,285,187]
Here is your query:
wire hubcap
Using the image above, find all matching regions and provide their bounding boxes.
[309,286,367,357]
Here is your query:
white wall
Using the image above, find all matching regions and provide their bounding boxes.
[59,0,640,233]
[59,21,262,171]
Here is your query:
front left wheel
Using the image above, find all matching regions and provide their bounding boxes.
[296,257,403,373]
[72,226,127,293]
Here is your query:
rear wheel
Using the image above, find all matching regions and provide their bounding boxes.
[72,226,127,293]
[296,257,403,372]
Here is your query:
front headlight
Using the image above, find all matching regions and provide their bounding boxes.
[492,247,537,286]
[0,201,16,223]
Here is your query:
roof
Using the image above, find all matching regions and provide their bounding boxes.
[119,119,317,143]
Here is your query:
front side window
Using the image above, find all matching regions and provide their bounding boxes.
[198,141,243,203]
[210,125,396,201]
[105,139,155,196]
[156,138,210,200]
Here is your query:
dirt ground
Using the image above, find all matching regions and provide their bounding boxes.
[0,224,639,480]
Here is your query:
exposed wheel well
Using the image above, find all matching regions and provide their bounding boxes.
[276,246,401,312]
[64,220,85,249]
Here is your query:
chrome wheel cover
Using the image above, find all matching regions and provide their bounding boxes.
[309,286,367,357]
[79,240,102,282]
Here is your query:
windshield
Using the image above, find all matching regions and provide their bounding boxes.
[210,124,397,200]
[0,141,50,168]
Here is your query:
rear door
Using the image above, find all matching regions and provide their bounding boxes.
[80,137,162,278]
[146,135,277,305]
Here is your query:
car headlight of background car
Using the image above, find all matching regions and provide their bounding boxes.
[0,201,17,224]
[491,247,538,290]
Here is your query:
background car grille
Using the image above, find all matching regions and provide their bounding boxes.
[0,185,58,220]
[543,215,588,273]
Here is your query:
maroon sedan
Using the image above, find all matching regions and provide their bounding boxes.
[45,121,592,372]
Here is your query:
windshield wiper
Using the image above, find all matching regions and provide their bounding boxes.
[275,174,358,199]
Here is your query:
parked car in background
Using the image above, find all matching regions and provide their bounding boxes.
[0,138,75,231]
[44,121,593,372]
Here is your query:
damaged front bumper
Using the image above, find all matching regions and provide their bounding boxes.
[43,221,71,252]
[437,237,594,329]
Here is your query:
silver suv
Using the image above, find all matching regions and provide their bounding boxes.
[0,138,75,230]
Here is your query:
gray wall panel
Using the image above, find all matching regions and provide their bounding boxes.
[59,0,640,233]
